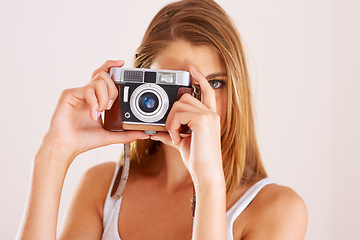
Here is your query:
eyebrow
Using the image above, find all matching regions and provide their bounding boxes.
[205,73,227,80]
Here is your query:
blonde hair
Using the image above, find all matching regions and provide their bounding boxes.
[130,0,267,196]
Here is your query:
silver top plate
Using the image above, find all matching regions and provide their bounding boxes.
[110,67,191,86]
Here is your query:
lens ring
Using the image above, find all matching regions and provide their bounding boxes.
[134,89,162,117]
[130,83,169,123]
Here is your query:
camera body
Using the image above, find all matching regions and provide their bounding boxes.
[104,67,193,132]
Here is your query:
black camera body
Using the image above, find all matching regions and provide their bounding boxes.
[104,67,193,132]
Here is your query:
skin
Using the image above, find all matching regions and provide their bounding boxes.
[17,40,308,240]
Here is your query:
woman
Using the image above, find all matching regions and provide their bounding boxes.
[18,0,307,239]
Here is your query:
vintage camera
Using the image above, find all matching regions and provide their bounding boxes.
[104,67,194,133]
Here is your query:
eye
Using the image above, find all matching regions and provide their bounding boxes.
[208,80,226,89]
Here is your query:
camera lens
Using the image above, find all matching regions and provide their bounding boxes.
[139,92,159,113]
[130,83,169,123]
[144,98,155,109]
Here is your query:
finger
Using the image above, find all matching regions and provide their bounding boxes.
[166,101,201,131]
[92,71,118,109]
[178,93,209,112]
[189,65,216,112]
[171,100,203,115]
[165,100,203,142]
[93,80,110,112]
[166,112,194,146]
[83,86,100,121]
[59,88,85,106]
[150,132,177,148]
[91,60,125,79]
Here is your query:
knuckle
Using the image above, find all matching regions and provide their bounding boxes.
[92,74,100,81]
[61,88,71,97]
[172,101,181,109]
[199,114,208,123]
[93,80,101,88]
[83,84,92,91]
[83,86,94,96]
[181,93,193,102]
[98,70,108,79]
[60,88,73,101]
[93,80,106,91]
[198,112,219,124]
[105,59,115,65]
[92,70,108,81]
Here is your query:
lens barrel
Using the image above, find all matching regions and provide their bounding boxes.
[129,83,169,123]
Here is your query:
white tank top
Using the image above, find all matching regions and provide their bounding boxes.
[101,162,275,240]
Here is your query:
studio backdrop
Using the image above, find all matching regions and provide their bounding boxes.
[0,0,359,239]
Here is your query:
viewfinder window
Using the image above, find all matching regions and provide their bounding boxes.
[158,73,175,84]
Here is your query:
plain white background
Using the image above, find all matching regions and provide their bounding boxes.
[1,0,359,239]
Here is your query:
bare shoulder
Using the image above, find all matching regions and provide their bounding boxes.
[59,162,117,239]
[253,184,307,214]
[80,161,117,209]
[242,184,308,240]
[82,161,117,185]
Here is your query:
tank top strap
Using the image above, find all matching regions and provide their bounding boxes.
[103,161,122,229]
[226,177,276,240]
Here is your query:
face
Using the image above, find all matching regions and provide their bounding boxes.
[151,40,228,132]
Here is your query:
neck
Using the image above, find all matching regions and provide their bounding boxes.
[143,143,192,191]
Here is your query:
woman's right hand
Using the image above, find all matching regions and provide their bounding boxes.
[42,60,149,163]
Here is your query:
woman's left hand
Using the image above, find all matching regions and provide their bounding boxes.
[151,66,224,184]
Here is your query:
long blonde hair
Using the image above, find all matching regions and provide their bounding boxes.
[130,0,267,196]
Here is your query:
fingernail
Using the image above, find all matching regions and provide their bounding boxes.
[190,65,199,72]
[168,132,174,141]
[93,110,99,121]
[169,133,177,146]
[107,100,114,110]
[150,135,159,140]
[140,135,150,140]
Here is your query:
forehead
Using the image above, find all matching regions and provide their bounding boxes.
[151,40,225,76]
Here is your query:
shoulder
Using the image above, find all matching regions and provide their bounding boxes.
[82,161,117,183]
[58,162,118,239]
[240,183,308,240]
[254,184,307,214]
[79,161,117,196]
[81,161,117,191]
[76,162,118,215]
